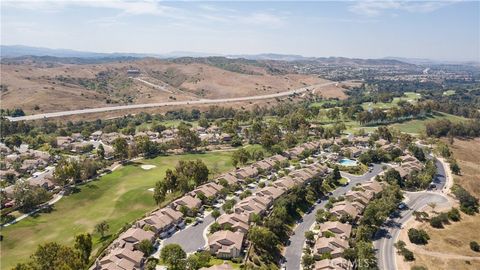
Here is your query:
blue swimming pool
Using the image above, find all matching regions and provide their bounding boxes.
[338,158,358,166]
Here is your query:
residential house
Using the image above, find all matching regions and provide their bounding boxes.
[314,236,349,258]
[314,257,350,270]
[330,201,360,220]
[172,195,202,214]
[208,230,245,259]
[360,181,383,194]
[217,213,250,234]
[235,166,258,179]
[120,228,155,244]
[217,172,238,186]
[191,182,223,200]
[320,221,352,239]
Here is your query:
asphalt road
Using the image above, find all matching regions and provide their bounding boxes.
[6,82,336,122]
[283,164,384,270]
[162,212,215,253]
[374,160,449,270]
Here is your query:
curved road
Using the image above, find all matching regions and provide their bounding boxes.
[6,82,336,122]
[283,164,385,270]
[374,159,449,270]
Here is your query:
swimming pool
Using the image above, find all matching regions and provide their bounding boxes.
[338,158,358,166]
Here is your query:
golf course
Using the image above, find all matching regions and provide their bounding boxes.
[1,151,234,269]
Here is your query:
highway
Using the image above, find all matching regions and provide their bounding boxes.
[374,159,449,270]
[5,82,336,122]
[283,164,385,270]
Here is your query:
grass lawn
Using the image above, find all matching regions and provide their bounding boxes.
[209,258,242,269]
[390,112,468,134]
[1,151,234,270]
[443,90,456,96]
[361,92,421,110]
[338,177,349,185]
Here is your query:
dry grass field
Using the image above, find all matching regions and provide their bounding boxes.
[407,138,480,270]
[1,58,346,114]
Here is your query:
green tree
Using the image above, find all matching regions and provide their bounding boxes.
[74,233,92,264]
[94,221,110,238]
[248,226,279,252]
[160,244,187,270]
[30,242,85,270]
[211,209,221,220]
[138,239,154,256]
[232,148,250,167]
[113,137,129,160]
[97,144,105,159]
[176,124,200,152]
[153,180,167,205]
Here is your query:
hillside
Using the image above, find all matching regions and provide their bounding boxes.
[0,57,346,114]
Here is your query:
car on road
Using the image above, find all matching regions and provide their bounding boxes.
[429,183,436,189]
[398,202,407,210]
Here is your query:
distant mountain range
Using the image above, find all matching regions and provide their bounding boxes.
[1,44,477,66]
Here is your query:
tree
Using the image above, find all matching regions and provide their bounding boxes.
[138,239,154,256]
[408,228,430,245]
[153,181,167,204]
[211,209,221,220]
[332,166,341,181]
[164,169,179,192]
[470,241,480,252]
[198,117,209,128]
[160,244,186,270]
[304,231,315,245]
[248,226,278,252]
[447,207,461,221]
[186,251,211,269]
[94,221,109,238]
[4,135,22,148]
[113,137,129,160]
[176,124,200,152]
[452,185,479,214]
[29,242,85,270]
[231,148,250,167]
[74,233,92,264]
[450,162,461,175]
[13,181,52,213]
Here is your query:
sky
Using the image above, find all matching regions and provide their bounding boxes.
[1,0,479,61]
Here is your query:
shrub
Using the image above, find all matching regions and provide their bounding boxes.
[411,266,428,270]
[429,216,444,228]
[447,208,461,222]
[470,241,480,252]
[402,248,415,261]
[408,228,430,244]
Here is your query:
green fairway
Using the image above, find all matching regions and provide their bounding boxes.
[1,151,234,270]
[362,92,421,110]
[390,112,468,134]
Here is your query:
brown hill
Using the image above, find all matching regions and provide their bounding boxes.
[0,57,346,114]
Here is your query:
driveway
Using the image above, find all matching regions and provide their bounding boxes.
[283,164,384,270]
[374,160,450,270]
[161,212,215,253]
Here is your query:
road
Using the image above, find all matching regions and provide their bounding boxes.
[374,159,449,270]
[6,82,336,122]
[283,164,384,270]
[161,212,215,253]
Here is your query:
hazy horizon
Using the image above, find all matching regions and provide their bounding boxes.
[1,0,479,62]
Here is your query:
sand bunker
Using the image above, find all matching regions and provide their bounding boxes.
[141,165,156,170]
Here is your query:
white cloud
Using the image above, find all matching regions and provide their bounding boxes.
[1,0,175,15]
[349,0,458,17]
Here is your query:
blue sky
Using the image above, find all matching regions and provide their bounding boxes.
[1,1,479,61]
